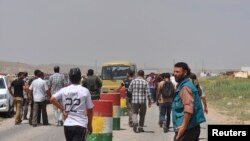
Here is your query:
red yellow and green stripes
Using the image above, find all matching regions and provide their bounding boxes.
[120,98,127,116]
[113,105,121,130]
[101,93,121,130]
[119,88,127,116]
[88,100,113,141]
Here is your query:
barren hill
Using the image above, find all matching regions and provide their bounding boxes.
[0,60,96,75]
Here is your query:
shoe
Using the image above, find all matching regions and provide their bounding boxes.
[33,124,37,127]
[133,123,139,133]
[158,121,163,128]
[129,121,133,127]
[15,120,22,125]
[163,127,169,133]
[139,127,144,132]
[43,123,50,126]
[29,119,32,125]
[59,121,63,126]
[23,117,28,120]
[15,122,21,125]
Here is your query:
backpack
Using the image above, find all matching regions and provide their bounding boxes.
[123,79,132,99]
[162,81,175,98]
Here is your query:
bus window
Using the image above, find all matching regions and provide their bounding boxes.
[102,66,130,80]
[130,65,136,72]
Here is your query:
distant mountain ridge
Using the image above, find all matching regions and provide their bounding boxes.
[0,60,96,75]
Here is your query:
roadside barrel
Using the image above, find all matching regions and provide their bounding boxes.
[101,93,121,130]
[88,100,113,141]
[119,87,127,116]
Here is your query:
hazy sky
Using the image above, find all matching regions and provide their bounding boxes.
[0,0,249,70]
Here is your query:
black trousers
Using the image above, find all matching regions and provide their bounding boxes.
[64,126,87,141]
[174,125,200,141]
[132,103,147,127]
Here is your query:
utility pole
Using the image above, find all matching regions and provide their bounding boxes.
[201,59,204,72]
[95,59,98,73]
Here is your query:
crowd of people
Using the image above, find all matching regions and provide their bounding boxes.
[7,66,102,141]
[8,62,208,141]
[118,62,208,141]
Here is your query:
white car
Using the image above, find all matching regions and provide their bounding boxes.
[0,75,14,117]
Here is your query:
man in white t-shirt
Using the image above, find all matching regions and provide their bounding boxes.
[29,71,49,127]
[50,68,93,141]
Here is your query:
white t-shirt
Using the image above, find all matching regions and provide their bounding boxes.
[200,86,206,97]
[29,78,48,102]
[146,76,155,88]
[53,84,94,128]
[170,76,178,88]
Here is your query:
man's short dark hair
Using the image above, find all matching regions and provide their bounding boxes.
[69,68,82,84]
[137,70,144,77]
[160,73,166,79]
[54,66,60,73]
[174,62,191,76]
[165,73,171,79]
[23,72,28,77]
[87,69,94,76]
[34,70,41,76]
[128,70,134,77]
[17,72,24,77]
[160,73,170,79]
[37,71,43,78]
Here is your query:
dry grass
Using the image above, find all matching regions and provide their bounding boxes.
[200,76,250,123]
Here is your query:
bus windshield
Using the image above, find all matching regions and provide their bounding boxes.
[102,66,130,80]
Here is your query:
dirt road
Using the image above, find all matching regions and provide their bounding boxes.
[0,104,233,141]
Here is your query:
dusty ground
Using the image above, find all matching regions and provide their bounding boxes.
[0,103,246,141]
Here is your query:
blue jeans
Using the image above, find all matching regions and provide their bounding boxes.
[150,88,156,102]
[159,102,172,128]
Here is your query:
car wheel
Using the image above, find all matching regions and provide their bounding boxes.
[6,101,14,118]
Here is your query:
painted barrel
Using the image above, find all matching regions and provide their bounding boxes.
[88,100,113,141]
[100,93,120,130]
[119,87,127,116]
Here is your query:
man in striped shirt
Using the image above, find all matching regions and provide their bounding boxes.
[128,70,151,133]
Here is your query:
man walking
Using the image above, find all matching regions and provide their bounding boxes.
[29,71,49,127]
[172,62,206,141]
[147,73,156,103]
[8,72,25,125]
[50,68,93,141]
[82,69,102,100]
[128,70,151,133]
[116,70,134,127]
[156,73,175,132]
[48,66,67,126]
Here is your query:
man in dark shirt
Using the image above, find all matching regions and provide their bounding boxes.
[8,72,25,125]
[82,69,102,100]
[116,71,134,127]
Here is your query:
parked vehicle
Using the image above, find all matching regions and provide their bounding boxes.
[0,75,14,117]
